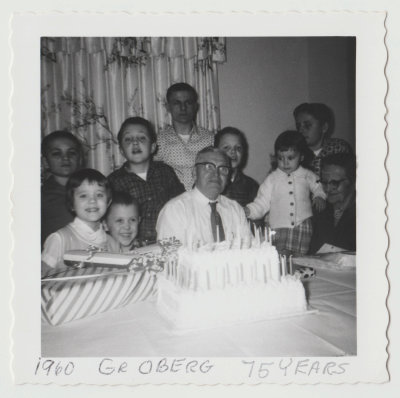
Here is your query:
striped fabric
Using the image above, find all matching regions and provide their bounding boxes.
[41,266,157,326]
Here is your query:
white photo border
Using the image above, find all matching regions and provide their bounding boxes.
[11,11,388,385]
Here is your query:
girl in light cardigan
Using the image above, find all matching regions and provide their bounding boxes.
[245,131,326,255]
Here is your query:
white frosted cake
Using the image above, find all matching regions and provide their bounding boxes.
[156,237,308,332]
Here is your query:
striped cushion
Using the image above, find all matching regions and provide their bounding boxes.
[41,266,157,326]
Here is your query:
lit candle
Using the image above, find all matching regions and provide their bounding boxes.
[283,255,287,276]
[280,255,285,276]
[267,262,272,281]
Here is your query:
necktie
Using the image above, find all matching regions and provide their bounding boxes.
[209,201,225,242]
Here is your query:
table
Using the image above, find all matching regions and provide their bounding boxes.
[41,266,356,357]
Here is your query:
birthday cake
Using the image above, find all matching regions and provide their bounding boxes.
[156,236,309,332]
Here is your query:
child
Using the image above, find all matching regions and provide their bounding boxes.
[41,130,83,246]
[293,102,353,176]
[108,117,185,244]
[245,131,326,255]
[41,168,112,276]
[105,191,140,252]
[214,127,259,207]
[156,83,214,190]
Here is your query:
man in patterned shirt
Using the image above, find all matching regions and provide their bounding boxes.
[108,117,185,244]
[156,82,214,190]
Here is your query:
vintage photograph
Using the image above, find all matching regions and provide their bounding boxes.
[39,36,357,358]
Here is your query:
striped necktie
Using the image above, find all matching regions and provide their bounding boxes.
[209,201,225,242]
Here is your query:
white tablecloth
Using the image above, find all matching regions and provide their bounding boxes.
[41,267,356,357]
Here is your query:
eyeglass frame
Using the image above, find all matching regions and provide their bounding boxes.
[194,162,232,176]
[320,178,348,189]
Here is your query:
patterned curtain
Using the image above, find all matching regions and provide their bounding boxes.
[41,37,226,176]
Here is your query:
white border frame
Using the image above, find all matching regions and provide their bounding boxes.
[9,9,388,387]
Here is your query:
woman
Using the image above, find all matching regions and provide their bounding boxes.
[309,153,356,253]
[293,102,353,176]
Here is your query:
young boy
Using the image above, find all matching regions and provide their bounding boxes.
[156,82,214,190]
[105,191,140,252]
[108,117,185,244]
[41,130,83,246]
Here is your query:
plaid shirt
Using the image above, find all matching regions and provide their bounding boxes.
[108,161,185,242]
[155,124,214,190]
[311,138,353,176]
[223,170,259,207]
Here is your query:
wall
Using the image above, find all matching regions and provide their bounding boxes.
[218,37,355,183]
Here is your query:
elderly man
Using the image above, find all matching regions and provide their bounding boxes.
[156,146,252,245]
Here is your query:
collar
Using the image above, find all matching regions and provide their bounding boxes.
[276,166,305,177]
[44,175,66,188]
[231,169,243,183]
[71,217,104,235]
[193,186,220,204]
[122,161,152,176]
[169,123,198,138]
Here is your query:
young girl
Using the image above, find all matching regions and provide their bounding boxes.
[245,131,326,255]
[41,168,113,276]
[293,102,353,176]
[214,127,259,207]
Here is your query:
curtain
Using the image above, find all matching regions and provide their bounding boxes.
[41,37,226,176]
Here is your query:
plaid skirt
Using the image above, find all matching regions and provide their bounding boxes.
[273,218,313,255]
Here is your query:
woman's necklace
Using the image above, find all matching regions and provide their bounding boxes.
[333,192,354,226]
[333,206,345,224]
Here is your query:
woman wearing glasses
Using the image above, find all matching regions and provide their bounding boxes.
[309,153,356,253]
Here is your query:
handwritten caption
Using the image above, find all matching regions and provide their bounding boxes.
[34,357,350,379]
[242,359,349,378]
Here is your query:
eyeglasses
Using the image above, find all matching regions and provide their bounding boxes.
[320,178,348,189]
[195,162,231,176]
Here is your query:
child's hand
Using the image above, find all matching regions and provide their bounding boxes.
[313,197,326,212]
[244,206,250,218]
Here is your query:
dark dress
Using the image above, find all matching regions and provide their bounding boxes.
[41,176,74,247]
[309,199,356,254]
[223,170,259,207]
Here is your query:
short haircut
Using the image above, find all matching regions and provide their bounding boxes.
[293,102,335,135]
[321,153,356,184]
[106,191,139,219]
[117,117,157,145]
[275,130,309,154]
[214,126,249,168]
[65,168,111,212]
[214,126,247,150]
[195,146,231,166]
[166,82,198,103]
[41,130,83,158]
[273,130,314,169]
